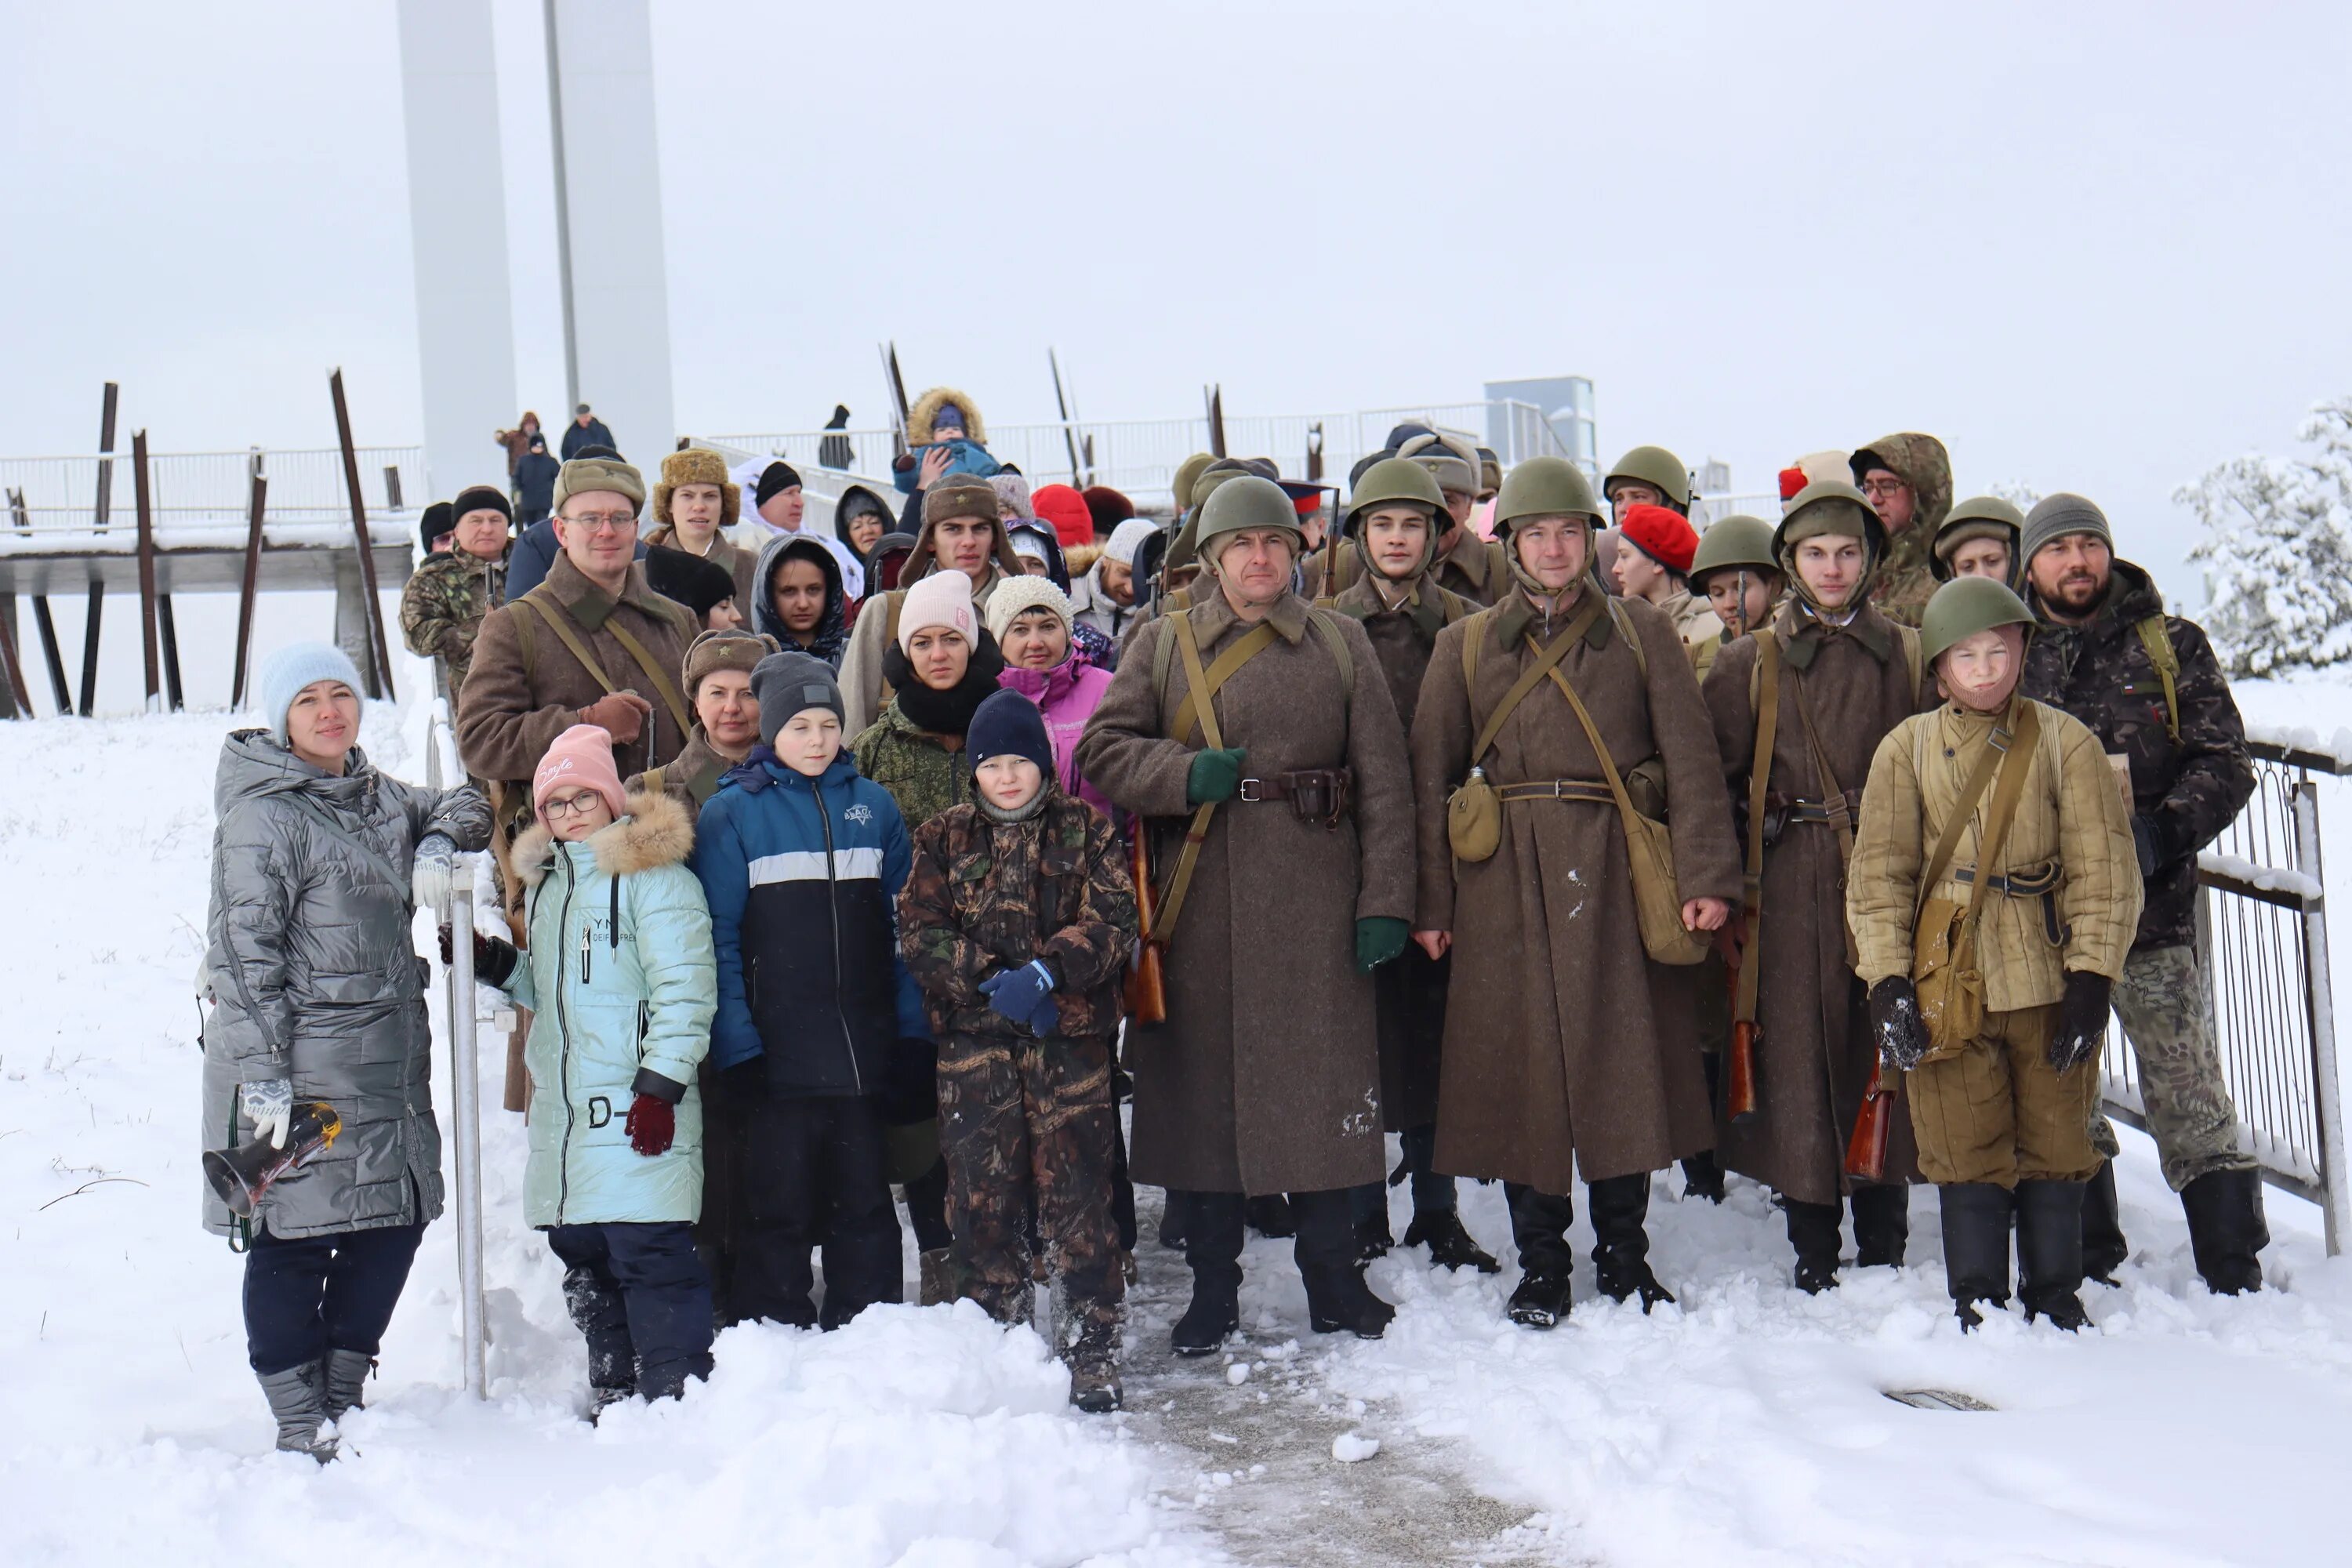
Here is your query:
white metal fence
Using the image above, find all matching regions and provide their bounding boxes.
[0,446,423,535]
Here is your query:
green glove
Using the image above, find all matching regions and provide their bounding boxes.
[1185,746,1247,806]
[1356,916,1411,972]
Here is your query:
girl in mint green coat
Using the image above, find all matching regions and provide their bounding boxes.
[474,724,718,1407]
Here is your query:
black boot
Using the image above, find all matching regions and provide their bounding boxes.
[1158,1189,1192,1251]
[1173,1192,1243,1356]
[2081,1160,2128,1285]
[1353,1181,1394,1261]
[1065,1315,1123,1414]
[1589,1174,1674,1310]
[319,1348,375,1425]
[1938,1183,2013,1330]
[1403,1209,1501,1273]
[1681,1150,1727,1205]
[2016,1180,2090,1330]
[1505,1184,1576,1329]
[1783,1197,1843,1294]
[562,1258,639,1406]
[1244,1193,1296,1239]
[2181,1167,2269,1295]
[257,1362,335,1461]
[1849,1183,1911,1268]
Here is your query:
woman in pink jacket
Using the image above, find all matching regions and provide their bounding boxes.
[986,576,1118,822]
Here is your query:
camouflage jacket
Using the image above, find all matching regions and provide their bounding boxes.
[850,700,971,836]
[2020,559,2254,949]
[1856,432,1951,629]
[399,547,507,692]
[898,793,1138,1040]
[1870,527,1939,628]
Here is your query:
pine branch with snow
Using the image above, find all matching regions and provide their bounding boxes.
[2176,395,2352,678]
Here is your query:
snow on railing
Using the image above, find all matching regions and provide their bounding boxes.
[1,445,423,535]
[2246,724,2352,775]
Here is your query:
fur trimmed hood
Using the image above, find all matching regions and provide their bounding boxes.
[511,788,695,889]
[908,385,986,448]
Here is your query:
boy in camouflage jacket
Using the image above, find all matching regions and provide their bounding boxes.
[898,689,1138,1413]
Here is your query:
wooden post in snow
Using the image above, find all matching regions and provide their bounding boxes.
[132,429,160,710]
[329,368,396,699]
[230,471,268,710]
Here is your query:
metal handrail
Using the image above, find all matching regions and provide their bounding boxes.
[424,699,488,1399]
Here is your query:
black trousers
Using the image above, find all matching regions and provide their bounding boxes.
[1182,1188,1356,1287]
[546,1221,715,1400]
[902,1155,954,1253]
[735,1092,902,1329]
[243,1218,426,1376]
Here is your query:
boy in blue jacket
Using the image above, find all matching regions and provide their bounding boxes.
[691,652,931,1328]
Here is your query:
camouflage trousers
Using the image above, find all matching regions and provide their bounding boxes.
[937,1031,1124,1341]
[2102,942,2257,1191]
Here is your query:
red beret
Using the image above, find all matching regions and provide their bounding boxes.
[1778,465,1809,503]
[1619,503,1699,575]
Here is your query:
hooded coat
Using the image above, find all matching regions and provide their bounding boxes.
[750,532,853,668]
[1076,590,1416,1196]
[1850,434,1951,629]
[833,483,894,573]
[505,790,715,1227]
[2020,559,2254,949]
[894,387,1002,495]
[1408,585,1742,1193]
[200,731,492,1238]
[835,506,1026,735]
[1701,601,1933,1203]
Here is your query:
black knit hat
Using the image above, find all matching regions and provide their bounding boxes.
[752,650,843,744]
[419,500,456,551]
[451,484,514,529]
[643,544,738,621]
[755,462,804,508]
[967,688,1054,778]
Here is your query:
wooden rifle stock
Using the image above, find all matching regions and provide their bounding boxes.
[1123,826,1167,1024]
[1725,1019,1760,1124]
[1845,1058,1896,1181]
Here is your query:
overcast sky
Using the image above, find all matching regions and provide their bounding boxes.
[7,0,2351,618]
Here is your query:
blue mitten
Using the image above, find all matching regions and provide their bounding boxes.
[980,960,1055,1026]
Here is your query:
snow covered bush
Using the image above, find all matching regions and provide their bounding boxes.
[2176,396,2352,678]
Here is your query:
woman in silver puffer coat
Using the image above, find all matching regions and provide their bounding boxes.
[200,644,489,1457]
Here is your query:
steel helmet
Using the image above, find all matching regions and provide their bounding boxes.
[1492,456,1602,538]
[1930,495,2026,583]
[1920,575,2035,665]
[1603,445,1691,510]
[1686,514,1780,593]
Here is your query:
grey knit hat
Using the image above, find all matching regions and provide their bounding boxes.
[2020,492,2112,569]
[751,650,843,745]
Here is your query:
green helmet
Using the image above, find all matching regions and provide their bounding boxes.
[1493,456,1602,538]
[1344,458,1447,576]
[1686,514,1780,592]
[1920,575,2034,665]
[1930,495,2026,583]
[1193,475,1304,570]
[1171,452,1218,514]
[1603,445,1690,510]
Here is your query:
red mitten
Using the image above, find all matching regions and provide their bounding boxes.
[624,1092,675,1156]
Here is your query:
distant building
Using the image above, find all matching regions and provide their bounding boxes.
[1483,376,1597,479]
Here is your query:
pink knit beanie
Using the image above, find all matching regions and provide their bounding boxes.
[897,569,978,655]
[533,724,628,822]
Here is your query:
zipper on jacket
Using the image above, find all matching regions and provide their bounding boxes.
[814,777,864,1094]
[553,850,580,1225]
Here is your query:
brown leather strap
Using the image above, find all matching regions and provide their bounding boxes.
[1465,593,1603,771]
[514,586,692,738]
[1168,618,1279,747]
[1492,779,1616,806]
[1737,628,1780,1028]
[1788,665,1855,869]
[1944,699,2043,958]
[1533,636,1656,883]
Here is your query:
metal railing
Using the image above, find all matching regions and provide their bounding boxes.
[1694,492,1782,527]
[0,446,423,535]
[2100,739,2348,1252]
[710,397,1575,509]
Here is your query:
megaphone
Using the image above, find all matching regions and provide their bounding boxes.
[204,1102,343,1219]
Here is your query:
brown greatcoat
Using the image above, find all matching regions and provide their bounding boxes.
[1701,602,1931,1205]
[624,726,746,821]
[1327,568,1477,1129]
[1410,583,1740,1194]
[1076,588,1416,1196]
[641,522,757,613]
[456,551,700,795]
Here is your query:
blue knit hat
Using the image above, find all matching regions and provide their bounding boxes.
[257,642,365,742]
[967,688,1054,778]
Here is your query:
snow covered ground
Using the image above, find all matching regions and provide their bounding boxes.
[4,672,2351,1567]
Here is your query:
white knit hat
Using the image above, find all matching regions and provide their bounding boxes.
[1104,517,1156,566]
[985,575,1074,643]
[257,642,365,742]
[897,569,978,654]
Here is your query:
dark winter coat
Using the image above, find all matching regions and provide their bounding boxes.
[642,521,757,613]
[561,416,615,459]
[515,450,561,514]
[1409,585,1741,1193]
[200,732,492,1239]
[1326,570,1479,735]
[899,793,1138,1042]
[749,532,852,667]
[398,545,508,696]
[691,750,927,1090]
[1076,590,1417,1196]
[2021,558,2254,950]
[1702,603,1931,1204]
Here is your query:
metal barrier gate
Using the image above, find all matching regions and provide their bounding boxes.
[2100,738,2348,1253]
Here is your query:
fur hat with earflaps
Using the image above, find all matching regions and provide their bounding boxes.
[653,448,739,531]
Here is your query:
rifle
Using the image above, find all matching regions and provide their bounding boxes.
[1722,921,1759,1123]
[1123,825,1167,1024]
[1050,348,1086,485]
[879,341,912,464]
[1845,1058,1896,1181]
[1203,383,1226,459]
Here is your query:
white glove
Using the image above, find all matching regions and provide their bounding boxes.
[411,833,458,910]
[240,1079,295,1150]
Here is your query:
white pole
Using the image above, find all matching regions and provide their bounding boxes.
[448,875,488,1396]
[2296,782,2346,1258]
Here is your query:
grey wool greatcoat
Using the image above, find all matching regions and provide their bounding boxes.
[1076,589,1416,1196]
[1702,604,1931,1206]
[200,731,492,1238]
[1410,583,1740,1195]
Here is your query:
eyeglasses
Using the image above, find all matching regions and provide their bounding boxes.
[540,789,605,820]
[562,512,638,534]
